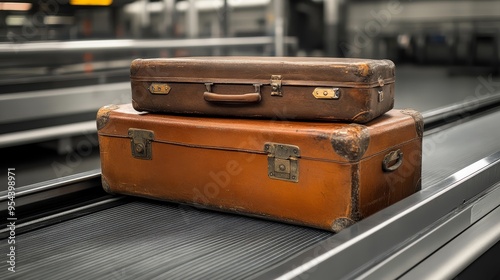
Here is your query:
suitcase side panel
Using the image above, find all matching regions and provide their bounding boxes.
[98,135,355,231]
[358,139,422,218]
[130,57,395,123]
[357,109,423,218]
[131,81,394,123]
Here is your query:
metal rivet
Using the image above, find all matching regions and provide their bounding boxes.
[323,91,328,96]
[293,149,298,154]
[269,172,274,176]
[265,144,269,150]
[292,176,296,180]
[279,164,286,171]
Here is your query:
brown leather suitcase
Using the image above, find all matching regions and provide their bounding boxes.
[130,57,395,123]
[97,104,422,232]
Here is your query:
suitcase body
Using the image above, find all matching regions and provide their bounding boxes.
[97,104,422,232]
[130,57,395,123]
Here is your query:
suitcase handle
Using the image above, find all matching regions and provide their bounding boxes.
[382,149,403,172]
[203,83,262,103]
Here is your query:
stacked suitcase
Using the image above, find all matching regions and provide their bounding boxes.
[97,57,422,232]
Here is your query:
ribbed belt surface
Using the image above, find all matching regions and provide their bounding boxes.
[0,200,332,280]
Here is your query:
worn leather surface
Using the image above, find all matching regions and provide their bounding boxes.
[130,57,395,123]
[98,104,422,232]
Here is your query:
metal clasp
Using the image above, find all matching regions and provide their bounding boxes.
[271,75,282,96]
[312,87,340,99]
[149,83,171,94]
[378,89,384,102]
[265,142,300,182]
[128,128,154,160]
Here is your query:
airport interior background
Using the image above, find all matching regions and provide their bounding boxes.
[1,0,500,279]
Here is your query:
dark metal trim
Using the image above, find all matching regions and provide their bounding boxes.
[400,109,424,138]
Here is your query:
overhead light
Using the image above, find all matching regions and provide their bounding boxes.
[0,2,32,11]
[176,0,270,11]
[70,0,113,6]
[44,16,75,25]
[6,15,26,26]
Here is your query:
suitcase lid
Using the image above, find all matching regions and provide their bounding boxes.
[98,104,422,165]
[130,57,395,88]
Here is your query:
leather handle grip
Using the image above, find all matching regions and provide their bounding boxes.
[203,83,262,103]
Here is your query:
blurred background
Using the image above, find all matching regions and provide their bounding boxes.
[1,1,500,278]
[2,0,500,184]
[2,0,500,181]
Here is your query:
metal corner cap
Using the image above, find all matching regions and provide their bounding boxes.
[400,108,424,138]
[96,104,119,131]
[101,175,115,195]
[330,124,370,162]
[331,217,356,233]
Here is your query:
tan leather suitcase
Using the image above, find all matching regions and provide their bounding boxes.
[97,104,422,232]
[130,57,395,123]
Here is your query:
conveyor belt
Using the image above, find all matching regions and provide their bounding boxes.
[1,200,331,280]
[1,109,500,279]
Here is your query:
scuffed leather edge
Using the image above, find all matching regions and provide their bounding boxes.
[354,59,395,81]
[351,110,372,124]
[131,99,145,112]
[130,58,143,76]
[356,63,374,78]
[331,124,370,162]
[96,104,119,131]
[400,109,424,138]
[331,217,356,233]
[101,175,115,195]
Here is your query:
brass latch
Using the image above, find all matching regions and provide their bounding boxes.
[271,75,282,96]
[149,83,171,94]
[312,87,340,99]
[265,142,300,182]
[128,128,154,160]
